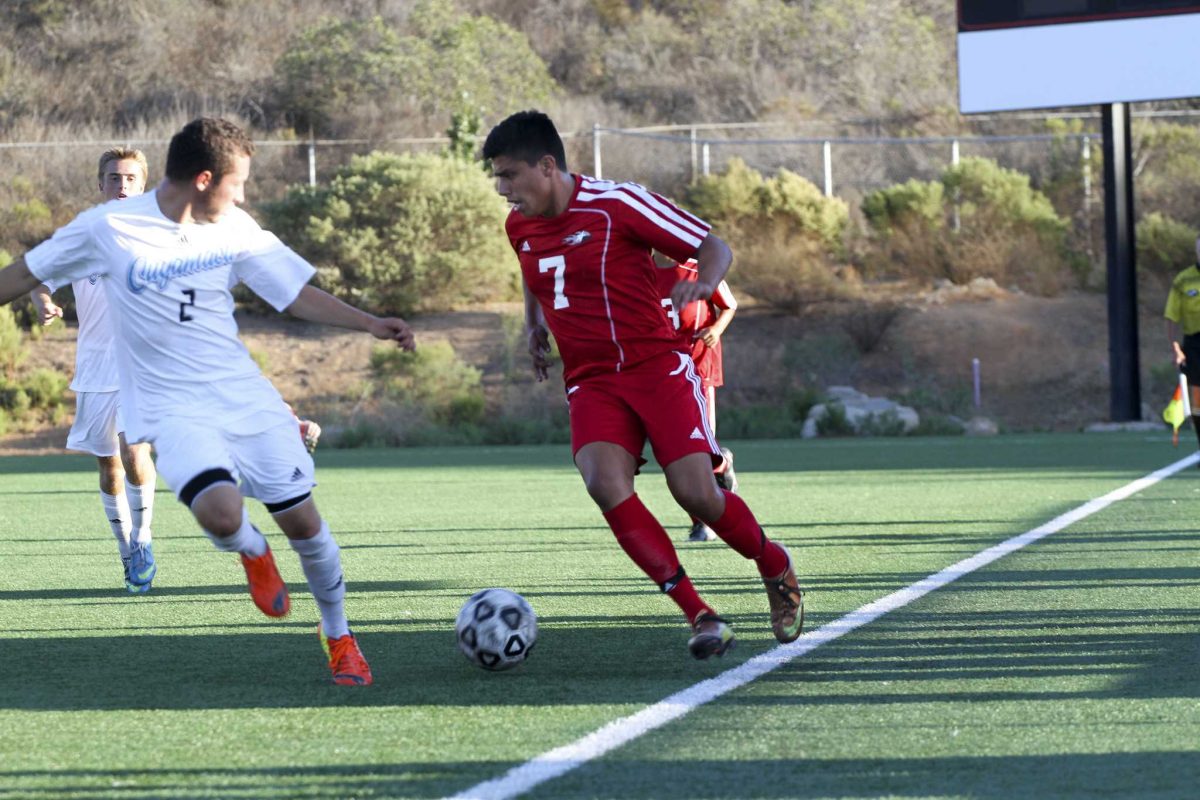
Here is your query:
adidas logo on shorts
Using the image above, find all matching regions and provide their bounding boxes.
[689,427,704,441]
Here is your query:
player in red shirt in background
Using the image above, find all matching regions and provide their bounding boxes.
[656,258,739,542]
[483,110,803,658]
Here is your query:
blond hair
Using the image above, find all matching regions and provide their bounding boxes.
[97,147,149,183]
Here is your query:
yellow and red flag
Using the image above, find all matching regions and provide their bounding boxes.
[1164,384,1187,445]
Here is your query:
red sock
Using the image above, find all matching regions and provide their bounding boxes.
[708,490,788,578]
[603,494,711,624]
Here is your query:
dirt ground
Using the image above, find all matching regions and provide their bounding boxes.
[0,285,1172,456]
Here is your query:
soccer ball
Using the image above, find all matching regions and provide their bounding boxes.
[455,588,538,671]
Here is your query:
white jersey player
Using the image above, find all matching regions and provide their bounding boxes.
[30,148,161,594]
[0,118,415,686]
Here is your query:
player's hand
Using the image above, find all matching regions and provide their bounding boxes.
[671,279,713,309]
[370,316,415,351]
[695,326,720,348]
[528,324,551,382]
[30,290,63,326]
[1174,343,1187,368]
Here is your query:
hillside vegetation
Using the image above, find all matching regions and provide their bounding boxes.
[3,0,1200,438]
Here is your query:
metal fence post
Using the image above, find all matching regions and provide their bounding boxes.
[701,142,710,177]
[951,138,961,232]
[822,140,833,197]
[690,127,698,184]
[307,139,317,187]
[593,123,602,179]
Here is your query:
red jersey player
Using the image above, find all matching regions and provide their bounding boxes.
[483,110,803,658]
[656,258,739,541]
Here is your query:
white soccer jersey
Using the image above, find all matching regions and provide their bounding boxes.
[42,270,121,393]
[25,190,315,443]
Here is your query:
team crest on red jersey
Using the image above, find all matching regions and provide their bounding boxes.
[561,230,591,246]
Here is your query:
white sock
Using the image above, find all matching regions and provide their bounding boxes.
[100,490,132,560]
[288,522,349,639]
[204,507,268,557]
[126,478,156,547]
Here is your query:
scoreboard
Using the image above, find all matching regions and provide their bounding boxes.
[957,1,1200,111]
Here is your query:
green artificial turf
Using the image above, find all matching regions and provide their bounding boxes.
[1,433,1197,799]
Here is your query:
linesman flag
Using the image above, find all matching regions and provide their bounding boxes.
[1163,371,1191,445]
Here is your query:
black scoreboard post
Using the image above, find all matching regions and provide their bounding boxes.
[958,1,1200,421]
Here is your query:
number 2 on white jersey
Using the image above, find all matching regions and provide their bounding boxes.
[538,256,569,310]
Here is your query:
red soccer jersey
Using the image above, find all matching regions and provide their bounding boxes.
[655,259,737,357]
[506,174,711,384]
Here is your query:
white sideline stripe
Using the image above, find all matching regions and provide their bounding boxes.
[447,452,1199,800]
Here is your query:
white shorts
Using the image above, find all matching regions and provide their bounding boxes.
[65,391,124,457]
[153,413,316,506]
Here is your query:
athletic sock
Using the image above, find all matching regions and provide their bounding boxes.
[204,507,269,558]
[288,522,349,639]
[99,490,132,560]
[125,478,156,547]
[707,490,789,578]
[603,494,711,624]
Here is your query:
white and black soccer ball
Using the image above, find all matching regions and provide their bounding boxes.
[455,588,538,671]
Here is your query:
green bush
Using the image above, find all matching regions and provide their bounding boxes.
[860,178,945,235]
[687,158,848,253]
[370,339,485,427]
[1137,212,1197,282]
[861,156,1079,295]
[263,151,517,315]
[685,158,852,310]
[270,5,556,137]
[815,402,855,436]
[22,367,67,409]
[0,306,26,378]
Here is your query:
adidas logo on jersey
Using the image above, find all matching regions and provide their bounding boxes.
[562,230,591,245]
[520,240,531,252]
[689,427,704,441]
[291,466,304,481]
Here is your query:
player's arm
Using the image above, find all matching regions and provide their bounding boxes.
[524,281,551,382]
[29,282,63,326]
[697,281,738,348]
[670,233,732,310]
[1167,318,1186,367]
[0,256,42,307]
[286,284,415,350]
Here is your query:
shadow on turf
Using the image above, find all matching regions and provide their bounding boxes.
[0,612,776,712]
[6,751,1198,799]
[555,751,1200,799]
[739,604,1200,706]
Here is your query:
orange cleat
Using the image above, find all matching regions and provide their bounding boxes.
[318,624,373,686]
[764,544,805,643]
[239,548,291,617]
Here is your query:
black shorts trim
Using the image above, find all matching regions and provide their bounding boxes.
[180,468,237,507]
[265,492,312,515]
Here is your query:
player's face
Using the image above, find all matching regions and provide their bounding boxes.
[195,153,250,223]
[491,154,555,218]
[99,159,146,202]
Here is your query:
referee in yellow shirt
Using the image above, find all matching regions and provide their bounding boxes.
[1165,237,1200,450]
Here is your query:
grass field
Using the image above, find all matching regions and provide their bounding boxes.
[1,433,1198,799]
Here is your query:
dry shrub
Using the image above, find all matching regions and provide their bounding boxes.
[841,302,902,354]
[731,218,860,313]
[944,224,1075,296]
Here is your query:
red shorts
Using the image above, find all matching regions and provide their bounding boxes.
[691,340,724,388]
[567,350,722,468]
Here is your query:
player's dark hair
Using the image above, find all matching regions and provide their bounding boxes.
[165,118,255,183]
[482,110,568,172]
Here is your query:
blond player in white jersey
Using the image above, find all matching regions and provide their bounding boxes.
[0,118,414,686]
[31,148,161,594]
